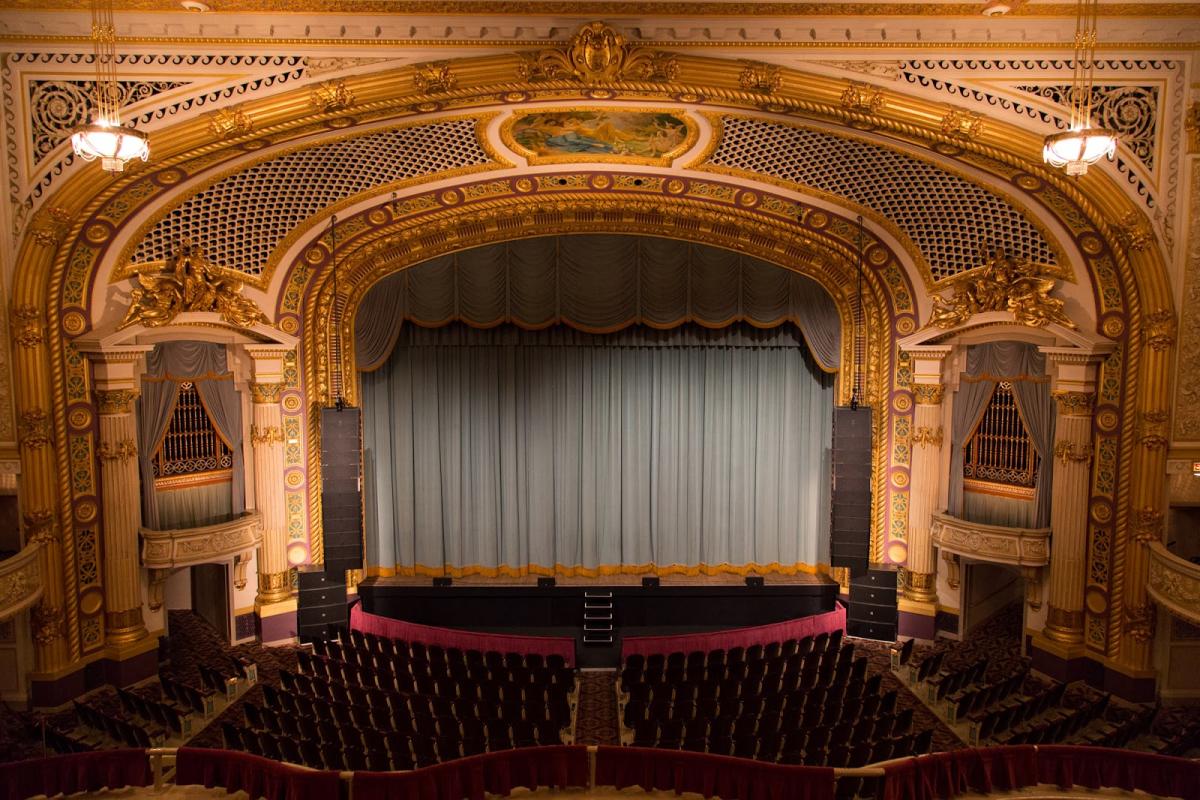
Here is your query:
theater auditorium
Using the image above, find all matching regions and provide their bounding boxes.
[0,1,1198,798]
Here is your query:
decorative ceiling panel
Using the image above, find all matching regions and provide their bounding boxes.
[706,116,1058,281]
[131,118,492,277]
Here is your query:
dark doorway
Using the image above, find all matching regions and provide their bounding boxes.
[191,563,230,641]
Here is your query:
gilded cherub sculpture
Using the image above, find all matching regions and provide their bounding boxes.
[119,240,270,330]
[927,252,1076,330]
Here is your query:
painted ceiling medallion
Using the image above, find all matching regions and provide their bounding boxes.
[503,108,697,166]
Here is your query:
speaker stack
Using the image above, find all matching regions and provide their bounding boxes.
[297,407,364,641]
[830,406,898,641]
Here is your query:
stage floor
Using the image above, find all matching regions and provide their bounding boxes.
[366,571,836,587]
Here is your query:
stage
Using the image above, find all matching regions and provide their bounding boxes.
[357,573,839,667]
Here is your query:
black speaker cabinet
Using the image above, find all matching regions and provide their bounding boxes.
[745,576,765,588]
[321,407,363,573]
[538,577,556,588]
[831,406,873,577]
[297,565,348,642]
[432,577,452,587]
[642,577,660,588]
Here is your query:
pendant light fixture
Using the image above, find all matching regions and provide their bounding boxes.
[70,0,150,172]
[1042,0,1117,176]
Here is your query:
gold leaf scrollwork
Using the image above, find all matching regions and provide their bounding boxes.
[11,304,44,349]
[912,426,944,448]
[739,61,782,95]
[310,79,355,113]
[18,409,51,451]
[940,108,983,140]
[1138,409,1170,450]
[942,550,960,590]
[23,509,56,545]
[926,251,1076,330]
[29,206,71,247]
[1053,391,1095,417]
[517,21,678,85]
[1125,603,1155,644]
[250,425,285,446]
[912,384,945,406]
[1144,309,1176,351]
[1134,507,1164,545]
[94,388,139,415]
[250,382,286,404]
[207,104,254,139]
[840,81,885,114]
[1021,566,1042,611]
[120,240,270,330]
[1185,101,1199,154]
[98,439,138,463]
[413,61,458,94]
[1053,439,1094,465]
[1116,211,1154,252]
[31,604,64,645]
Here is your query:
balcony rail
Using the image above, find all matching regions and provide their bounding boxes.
[140,510,262,611]
[0,541,44,621]
[1147,539,1200,627]
[929,511,1050,567]
[2,744,1197,800]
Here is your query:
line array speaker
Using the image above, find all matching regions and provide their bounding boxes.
[830,406,873,577]
[321,407,363,574]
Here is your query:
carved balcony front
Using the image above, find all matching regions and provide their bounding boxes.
[140,511,263,611]
[1147,540,1200,628]
[0,542,44,621]
[929,511,1051,609]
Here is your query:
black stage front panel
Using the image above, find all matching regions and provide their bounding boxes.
[358,581,838,632]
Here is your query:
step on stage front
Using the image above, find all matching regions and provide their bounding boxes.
[358,574,839,667]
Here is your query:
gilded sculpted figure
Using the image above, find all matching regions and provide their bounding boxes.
[120,240,270,330]
[927,252,1076,330]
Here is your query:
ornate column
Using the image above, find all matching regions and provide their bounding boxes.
[1040,348,1104,645]
[85,347,154,647]
[903,346,951,602]
[247,346,291,605]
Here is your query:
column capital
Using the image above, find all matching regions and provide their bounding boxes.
[913,384,945,406]
[243,344,292,386]
[1052,390,1096,418]
[95,388,140,415]
[250,382,286,404]
[1039,346,1111,396]
[79,344,155,395]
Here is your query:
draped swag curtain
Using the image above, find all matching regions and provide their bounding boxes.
[947,342,1053,529]
[354,235,842,373]
[362,323,834,577]
[139,342,245,530]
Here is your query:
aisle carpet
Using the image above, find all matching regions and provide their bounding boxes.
[573,671,620,746]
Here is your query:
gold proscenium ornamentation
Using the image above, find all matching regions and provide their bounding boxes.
[926,251,1076,330]
[518,21,678,85]
[1134,507,1164,545]
[1138,409,1170,450]
[310,79,355,113]
[11,304,44,348]
[18,409,51,451]
[119,240,270,330]
[413,61,458,94]
[23,509,56,545]
[940,108,983,140]
[250,425,285,446]
[739,61,782,95]
[912,384,945,406]
[1116,211,1154,252]
[29,206,72,247]
[1144,309,1176,351]
[1053,439,1093,465]
[97,439,138,463]
[1185,101,1199,153]
[1125,603,1155,644]
[911,426,944,448]
[207,104,254,140]
[840,81,885,114]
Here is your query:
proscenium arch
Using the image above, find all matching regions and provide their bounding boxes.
[295,177,913,574]
[8,41,1176,679]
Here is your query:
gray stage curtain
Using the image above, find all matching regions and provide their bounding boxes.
[355,235,842,374]
[361,322,833,577]
[139,342,242,530]
[947,342,1051,527]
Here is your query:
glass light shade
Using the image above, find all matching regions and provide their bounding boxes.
[1042,127,1118,177]
[71,122,149,173]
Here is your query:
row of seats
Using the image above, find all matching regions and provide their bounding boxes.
[946,670,1030,724]
[624,629,844,674]
[334,630,570,674]
[924,658,989,704]
[158,671,217,717]
[906,650,946,685]
[982,686,1103,746]
[1079,705,1155,749]
[296,651,575,698]
[72,700,163,749]
[621,631,844,689]
[624,652,868,706]
[116,687,194,739]
[622,645,857,694]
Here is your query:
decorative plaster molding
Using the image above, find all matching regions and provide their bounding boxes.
[97,439,138,463]
[912,426,944,449]
[1147,541,1200,627]
[10,304,44,349]
[739,62,782,95]
[1052,391,1095,417]
[912,384,945,405]
[250,425,284,446]
[940,108,982,140]
[94,389,139,415]
[0,542,43,621]
[142,512,263,611]
[207,104,254,140]
[1053,440,1094,465]
[930,511,1049,567]
[840,81,885,114]
[17,409,50,451]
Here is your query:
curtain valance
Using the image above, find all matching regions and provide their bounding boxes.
[355,235,842,372]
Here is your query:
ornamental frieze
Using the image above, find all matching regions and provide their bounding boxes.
[0,543,43,620]
[930,511,1050,567]
[1147,540,1200,627]
[141,512,263,571]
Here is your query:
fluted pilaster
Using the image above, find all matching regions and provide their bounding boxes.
[906,382,945,601]
[95,389,148,644]
[251,381,290,603]
[1043,389,1095,644]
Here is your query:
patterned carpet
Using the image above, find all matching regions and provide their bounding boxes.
[574,671,620,746]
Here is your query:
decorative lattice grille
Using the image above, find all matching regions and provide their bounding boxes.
[132,119,490,276]
[153,382,233,481]
[708,117,1058,280]
[963,382,1039,490]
